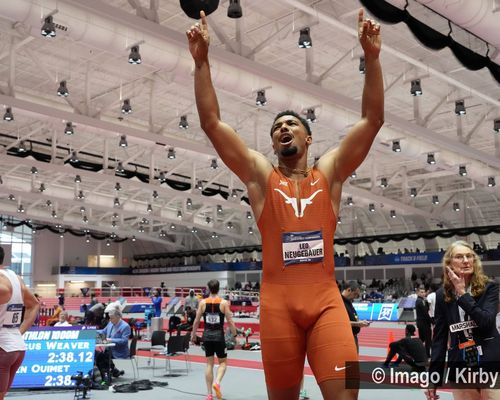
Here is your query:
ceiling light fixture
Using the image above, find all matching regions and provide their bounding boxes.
[368,203,375,212]
[115,162,125,173]
[337,216,342,224]
[453,202,460,211]
[298,27,312,48]
[380,177,388,188]
[186,198,192,208]
[390,210,396,218]
[177,210,182,219]
[459,165,467,176]
[18,141,27,153]
[17,204,25,213]
[57,80,69,97]
[246,211,252,219]
[158,171,166,182]
[30,166,38,174]
[114,182,121,191]
[128,45,141,64]
[410,187,417,197]
[350,171,357,179]
[427,152,436,165]
[227,0,243,18]
[41,16,56,38]
[179,115,189,129]
[231,189,238,198]
[77,190,85,200]
[256,90,267,106]
[248,226,253,235]
[3,107,13,121]
[217,205,223,214]
[167,147,176,159]
[359,56,365,74]
[306,108,316,123]
[152,190,159,199]
[64,122,74,135]
[455,100,466,116]
[113,197,120,207]
[196,180,203,190]
[432,195,439,205]
[70,151,79,163]
[494,118,500,133]
[39,183,46,192]
[346,196,354,206]
[121,99,132,114]
[210,159,218,169]
[410,79,422,96]
[487,176,496,187]
[119,135,128,148]
[392,140,401,152]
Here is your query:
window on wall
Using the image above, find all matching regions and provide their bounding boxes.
[0,219,33,287]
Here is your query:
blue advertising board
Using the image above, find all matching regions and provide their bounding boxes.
[352,302,398,321]
[12,326,96,389]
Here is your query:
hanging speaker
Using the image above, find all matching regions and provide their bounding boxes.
[180,0,219,19]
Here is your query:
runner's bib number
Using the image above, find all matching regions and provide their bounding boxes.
[282,230,324,266]
[2,303,23,328]
[206,313,220,325]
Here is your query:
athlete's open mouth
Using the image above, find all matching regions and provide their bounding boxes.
[279,133,293,145]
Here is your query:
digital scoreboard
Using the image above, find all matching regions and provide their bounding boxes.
[12,326,96,389]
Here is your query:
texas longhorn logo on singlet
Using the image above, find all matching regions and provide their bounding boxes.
[274,188,323,218]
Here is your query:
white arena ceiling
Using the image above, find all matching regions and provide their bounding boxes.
[0,0,499,254]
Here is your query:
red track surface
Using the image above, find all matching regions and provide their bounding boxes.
[142,324,408,376]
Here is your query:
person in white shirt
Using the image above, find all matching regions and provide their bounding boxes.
[54,311,72,327]
[426,283,439,324]
[0,246,40,400]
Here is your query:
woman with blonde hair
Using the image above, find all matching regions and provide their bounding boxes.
[426,240,500,400]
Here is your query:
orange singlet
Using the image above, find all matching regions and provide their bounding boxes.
[257,166,358,389]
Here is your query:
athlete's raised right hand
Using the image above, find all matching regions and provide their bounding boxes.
[186,10,210,64]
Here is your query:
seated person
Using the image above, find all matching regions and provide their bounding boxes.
[94,308,131,380]
[54,311,72,326]
[176,306,197,335]
[383,324,427,372]
[46,304,63,326]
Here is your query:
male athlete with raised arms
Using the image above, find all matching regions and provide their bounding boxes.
[187,8,383,400]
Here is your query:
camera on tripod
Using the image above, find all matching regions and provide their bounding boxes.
[71,371,92,400]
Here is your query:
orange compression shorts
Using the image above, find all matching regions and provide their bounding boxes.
[259,280,358,389]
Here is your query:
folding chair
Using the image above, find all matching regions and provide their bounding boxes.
[129,337,139,380]
[137,330,166,367]
[153,333,190,377]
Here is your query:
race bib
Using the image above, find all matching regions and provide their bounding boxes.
[206,313,220,324]
[2,303,23,328]
[282,230,324,266]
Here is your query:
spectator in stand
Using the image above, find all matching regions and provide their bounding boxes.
[234,281,242,291]
[46,304,63,326]
[54,311,72,327]
[176,305,197,335]
[382,324,426,371]
[185,289,199,311]
[89,293,98,308]
[415,285,432,358]
[58,292,65,307]
[150,289,162,318]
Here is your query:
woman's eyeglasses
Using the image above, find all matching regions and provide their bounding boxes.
[452,253,475,261]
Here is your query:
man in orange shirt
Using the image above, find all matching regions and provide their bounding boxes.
[187,8,384,399]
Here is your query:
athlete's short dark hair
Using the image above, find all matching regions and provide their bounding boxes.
[207,279,220,294]
[0,246,4,264]
[270,110,312,137]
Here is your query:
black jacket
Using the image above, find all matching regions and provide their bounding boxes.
[429,281,500,384]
